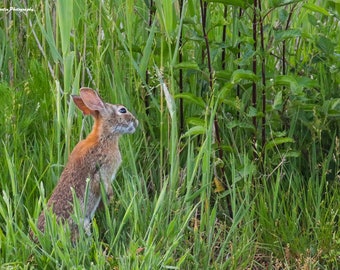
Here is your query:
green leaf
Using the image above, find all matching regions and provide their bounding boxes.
[187,117,206,127]
[271,0,302,8]
[226,120,255,130]
[247,106,257,117]
[217,82,234,103]
[215,70,232,81]
[296,76,319,89]
[155,0,176,34]
[205,0,249,8]
[274,75,298,89]
[58,0,73,55]
[278,8,288,24]
[323,98,340,117]
[285,151,301,158]
[273,91,283,109]
[274,75,318,94]
[174,61,200,71]
[174,93,206,108]
[303,3,330,16]
[307,13,318,26]
[221,97,242,110]
[35,1,62,63]
[183,126,206,137]
[330,98,340,110]
[231,69,258,84]
[274,29,301,42]
[265,137,295,151]
[316,35,335,55]
[139,20,157,80]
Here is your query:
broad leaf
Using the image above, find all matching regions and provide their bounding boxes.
[205,0,249,8]
[271,0,302,8]
[174,61,200,71]
[187,117,206,127]
[231,69,258,84]
[226,120,255,131]
[174,93,206,108]
[274,29,301,42]
[303,3,330,16]
[183,126,206,137]
[274,75,298,88]
[316,36,335,55]
[265,137,295,151]
[273,91,283,109]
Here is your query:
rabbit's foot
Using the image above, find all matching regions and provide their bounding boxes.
[84,217,92,236]
[107,185,114,201]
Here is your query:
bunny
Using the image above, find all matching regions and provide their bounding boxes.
[33,87,138,240]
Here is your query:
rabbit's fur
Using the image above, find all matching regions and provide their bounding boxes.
[34,87,138,239]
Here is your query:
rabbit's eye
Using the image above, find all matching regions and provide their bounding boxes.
[119,107,127,114]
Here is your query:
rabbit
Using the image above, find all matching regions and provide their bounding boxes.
[32,87,138,241]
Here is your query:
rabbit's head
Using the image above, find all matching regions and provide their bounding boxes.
[72,88,138,137]
[102,103,138,135]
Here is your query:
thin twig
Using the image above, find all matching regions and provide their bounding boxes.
[179,0,184,133]
[221,6,227,70]
[252,0,258,159]
[145,0,155,115]
[237,8,243,119]
[259,0,266,151]
[200,0,213,90]
[281,4,298,129]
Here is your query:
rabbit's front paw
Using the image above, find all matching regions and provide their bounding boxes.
[107,186,114,201]
[84,217,92,236]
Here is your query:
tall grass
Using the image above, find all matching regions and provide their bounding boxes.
[0,0,339,268]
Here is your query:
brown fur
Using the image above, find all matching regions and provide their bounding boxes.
[32,87,138,240]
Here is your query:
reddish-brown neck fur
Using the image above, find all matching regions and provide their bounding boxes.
[72,116,104,159]
[71,114,120,161]
[86,115,103,144]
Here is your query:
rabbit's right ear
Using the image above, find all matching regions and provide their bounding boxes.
[72,95,94,115]
[79,87,106,112]
[72,88,107,116]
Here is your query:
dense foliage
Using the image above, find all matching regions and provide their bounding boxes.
[0,0,339,268]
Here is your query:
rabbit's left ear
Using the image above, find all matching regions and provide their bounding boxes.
[79,87,107,112]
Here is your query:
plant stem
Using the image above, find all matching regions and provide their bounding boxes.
[237,8,243,119]
[259,0,266,151]
[179,0,184,133]
[200,0,213,90]
[281,4,297,129]
[221,6,227,70]
[145,0,155,115]
[252,0,258,159]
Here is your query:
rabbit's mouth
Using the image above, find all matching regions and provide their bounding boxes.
[113,119,138,134]
[126,119,138,134]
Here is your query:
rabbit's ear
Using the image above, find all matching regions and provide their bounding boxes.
[72,95,94,115]
[79,87,107,112]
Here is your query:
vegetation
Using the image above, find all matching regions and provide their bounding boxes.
[0,0,339,268]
